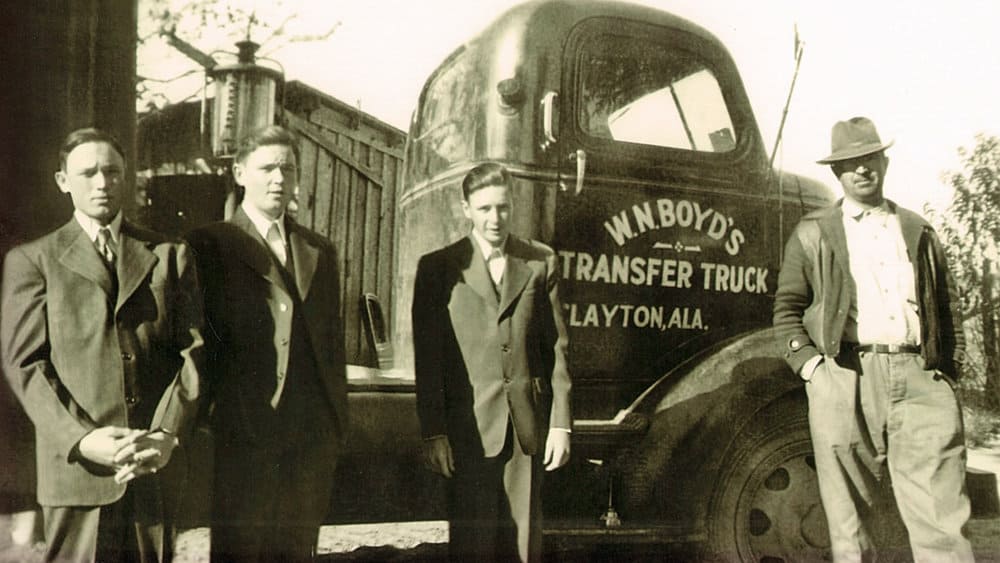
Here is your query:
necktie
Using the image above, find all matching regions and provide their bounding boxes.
[96,227,116,267]
[487,248,505,286]
[266,223,287,266]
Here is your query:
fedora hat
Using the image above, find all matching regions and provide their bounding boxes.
[816,116,893,164]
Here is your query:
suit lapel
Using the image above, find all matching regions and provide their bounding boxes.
[817,202,852,275]
[231,208,290,294]
[498,237,532,318]
[57,220,115,297]
[458,236,498,307]
[115,222,158,313]
[287,221,318,300]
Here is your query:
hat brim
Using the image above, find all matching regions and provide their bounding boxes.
[816,140,893,164]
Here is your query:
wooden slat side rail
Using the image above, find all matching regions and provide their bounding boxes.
[287,112,385,188]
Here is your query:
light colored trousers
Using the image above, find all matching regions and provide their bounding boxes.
[806,350,974,563]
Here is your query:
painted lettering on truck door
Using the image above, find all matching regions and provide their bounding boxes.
[552,18,777,418]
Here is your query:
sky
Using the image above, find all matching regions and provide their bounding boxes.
[140,0,1000,211]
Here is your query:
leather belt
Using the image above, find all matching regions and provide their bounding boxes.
[854,343,921,354]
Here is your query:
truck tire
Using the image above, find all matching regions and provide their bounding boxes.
[705,405,830,562]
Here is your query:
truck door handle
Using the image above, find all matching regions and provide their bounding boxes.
[570,149,587,195]
[540,91,559,150]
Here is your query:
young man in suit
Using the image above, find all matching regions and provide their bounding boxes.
[1,127,205,562]
[774,117,973,561]
[412,162,572,562]
[186,126,348,563]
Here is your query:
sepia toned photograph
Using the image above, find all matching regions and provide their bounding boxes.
[2,1,998,561]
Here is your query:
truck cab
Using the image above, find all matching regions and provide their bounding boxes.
[342,1,835,560]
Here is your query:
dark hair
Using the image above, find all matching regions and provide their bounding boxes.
[461,162,511,200]
[59,128,125,170]
[233,125,301,167]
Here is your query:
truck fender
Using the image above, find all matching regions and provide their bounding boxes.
[617,328,804,521]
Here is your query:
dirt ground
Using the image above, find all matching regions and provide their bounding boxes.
[0,520,453,563]
[2,515,999,563]
[1,446,998,562]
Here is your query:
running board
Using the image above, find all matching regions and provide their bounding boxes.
[571,411,650,457]
[544,521,705,545]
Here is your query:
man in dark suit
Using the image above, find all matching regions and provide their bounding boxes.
[186,126,348,563]
[1,127,205,562]
[412,162,572,562]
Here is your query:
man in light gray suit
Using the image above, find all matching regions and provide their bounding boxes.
[413,162,572,562]
[1,127,204,562]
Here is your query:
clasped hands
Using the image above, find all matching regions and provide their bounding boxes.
[77,426,178,484]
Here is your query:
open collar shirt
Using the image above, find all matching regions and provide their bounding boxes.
[840,197,920,346]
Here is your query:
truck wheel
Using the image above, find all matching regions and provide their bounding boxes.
[706,409,830,562]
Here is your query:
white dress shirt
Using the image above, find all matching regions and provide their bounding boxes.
[74,210,122,247]
[471,230,507,286]
[241,202,288,266]
[801,198,920,380]
[840,197,920,346]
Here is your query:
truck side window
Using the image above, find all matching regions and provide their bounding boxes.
[579,35,736,152]
[408,48,484,183]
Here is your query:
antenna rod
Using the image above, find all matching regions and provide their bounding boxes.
[772,26,804,266]
[769,38,804,171]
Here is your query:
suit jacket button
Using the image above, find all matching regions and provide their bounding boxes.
[121,352,133,361]
[280,303,288,312]
[126,395,138,405]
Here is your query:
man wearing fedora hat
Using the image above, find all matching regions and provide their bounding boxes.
[774,117,973,562]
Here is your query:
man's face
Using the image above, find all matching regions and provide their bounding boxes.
[55,141,125,225]
[462,184,512,247]
[234,143,297,220]
[833,151,889,207]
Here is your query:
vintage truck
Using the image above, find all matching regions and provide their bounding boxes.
[328,0,835,560]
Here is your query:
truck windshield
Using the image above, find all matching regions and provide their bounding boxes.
[579,34,736,152]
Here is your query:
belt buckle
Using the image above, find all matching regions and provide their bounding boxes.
[885,344,902,353]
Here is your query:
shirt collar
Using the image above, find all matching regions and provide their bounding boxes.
[842,197,891,221]
[74,210,122,243]
[471,229,507,260]
[241,201,287,243]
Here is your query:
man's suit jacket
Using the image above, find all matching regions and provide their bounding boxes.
[412,234,571,459]
[0,219,204,507]
[774,199,965,376]
[186,208,348,447]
